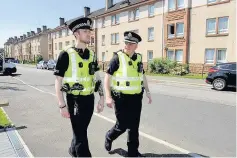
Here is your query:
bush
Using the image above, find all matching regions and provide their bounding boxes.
[149,58,189,75]
[36,55,43,63]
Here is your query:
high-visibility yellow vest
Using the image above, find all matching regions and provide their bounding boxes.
[62,46,95,96]
[111,51,143,94]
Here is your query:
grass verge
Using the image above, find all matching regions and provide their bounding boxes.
[145,72,208,79]
[0,108,11,127]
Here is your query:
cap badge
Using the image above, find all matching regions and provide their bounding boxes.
[87,20,90,26]
[128,32,132,38]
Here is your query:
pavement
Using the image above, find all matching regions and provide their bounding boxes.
[0,64,236,157]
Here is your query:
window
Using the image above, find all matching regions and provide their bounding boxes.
[102,35,105,46]
[148,51,153,61]
[205,49,215,63]
[168,24,175,38]
[168,0,176,11]
[111,33,119,44]
[206,19,216,35]
[58,30,62,38]
[129,8,139,21]
[177,0,184,9]
[65,41,70,46]
[148,27,154,41]
[59,42,62,50]
[175,50,183,62]
[66,29,69,36]
[218,17,229,34]
[49,44,52,50]
[112,14,119,25]
[102,52,105,62]
[206,17,229,35]
[167,50,174,60]
[102,18,105,27]
[176,23,184,37]
[148,5,155,17]
[216,49,226,63]
[207,0,229,4]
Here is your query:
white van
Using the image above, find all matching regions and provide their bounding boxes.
[0,51,17,75]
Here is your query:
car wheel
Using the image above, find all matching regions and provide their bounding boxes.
[212,78,226,91]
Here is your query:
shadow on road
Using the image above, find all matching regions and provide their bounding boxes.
[0,86,26,91]
[211,87,236,93]
[109,148,209,157]
[0,125,27,133]
[0,74,22,77]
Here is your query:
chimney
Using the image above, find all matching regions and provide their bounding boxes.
[31,31,35,36]
[59,17,65,26]
[106,0,113,10]
[23,34,27,39]
[37,28,41,33]
[14,36,17,41]
[84,7,90,17]
[20,36,23,40]
[27,32,31,37]
[43,25,47,32]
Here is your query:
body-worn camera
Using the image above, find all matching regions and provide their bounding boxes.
[61,83,70,92]
[89,62,96,75]
[137,62,143,73]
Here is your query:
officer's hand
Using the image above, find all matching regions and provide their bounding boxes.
[106,96,114,108]
[146,92,152,104]
[60,107,70,118]
[97,97,104,113]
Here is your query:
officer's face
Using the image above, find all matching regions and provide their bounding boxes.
[75,29,91,44]
[124,42,138,53]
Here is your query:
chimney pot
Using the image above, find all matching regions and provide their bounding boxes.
[37,28,41,33]
[59,17,65,26]
[84,7,90,17]
[43,25,47,32]
[106,0,113,10]
[27,32,31,37]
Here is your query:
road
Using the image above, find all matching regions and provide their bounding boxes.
[0,65,236,157]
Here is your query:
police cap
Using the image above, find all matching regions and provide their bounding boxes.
[124,31,142,44]
[67,17,93,33]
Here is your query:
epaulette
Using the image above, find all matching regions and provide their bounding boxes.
[113,49,122,55]
[136,52,143,60]
[63,45,73,52]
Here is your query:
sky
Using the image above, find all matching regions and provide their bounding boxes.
[0,0,122,48]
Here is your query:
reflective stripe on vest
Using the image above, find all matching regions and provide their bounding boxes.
[112,51,143,94]
[62,47,95,96]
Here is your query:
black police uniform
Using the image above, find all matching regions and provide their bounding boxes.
[105,31,145,157]
[54,17,99,157]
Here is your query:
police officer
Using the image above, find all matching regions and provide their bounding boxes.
[54,17,104,157]
[104,31,152,157]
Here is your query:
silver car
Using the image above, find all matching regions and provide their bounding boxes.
[36,61,47,69]
[46,60,57,70]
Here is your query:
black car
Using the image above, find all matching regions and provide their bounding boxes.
[206,62,236,91]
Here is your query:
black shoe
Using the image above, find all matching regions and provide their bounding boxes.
[127,151,143,157]
[68,148,76,157]
[105,137,112,151]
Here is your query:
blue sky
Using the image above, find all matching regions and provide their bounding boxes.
[0,0,122,48]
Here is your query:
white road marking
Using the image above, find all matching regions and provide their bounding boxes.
[151,79,207,87]
[12,76,193,155]
[1,107,34,157]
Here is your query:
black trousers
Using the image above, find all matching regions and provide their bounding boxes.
[106,92,143,154]
[66,94,94,157]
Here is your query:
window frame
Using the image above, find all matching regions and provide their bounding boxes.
[168,0,185,12]
[102,35,105,46]
[111,14,120,25]
[148,4,155,17]
[206,16,229,36]
[128,8,139,22]
[207,0,230,6]
[147,50,153,62]
[148,27,154,41]
[166,49,183,63]
[176,22,184,37]
[204,48,227,64]
[111,33,119,45]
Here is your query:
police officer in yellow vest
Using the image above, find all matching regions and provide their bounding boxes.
[54,17,104,157]
[104,31,152,157]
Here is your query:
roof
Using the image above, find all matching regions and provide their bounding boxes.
[65,0,149,24]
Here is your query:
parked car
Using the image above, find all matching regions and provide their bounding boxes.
[46,60,57,70]
[36,61,47,69]
[206,62,236,91]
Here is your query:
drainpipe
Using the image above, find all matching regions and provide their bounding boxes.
[161,0,164,59]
